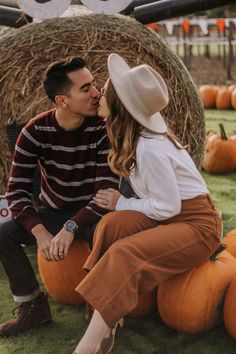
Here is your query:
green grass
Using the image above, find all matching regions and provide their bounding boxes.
[204,109,236,135]
[0,109,236,353]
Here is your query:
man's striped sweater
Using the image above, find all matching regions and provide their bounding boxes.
[6,109,119,234]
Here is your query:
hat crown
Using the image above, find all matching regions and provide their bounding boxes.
[126,65,169,116]
[108,53,169,133]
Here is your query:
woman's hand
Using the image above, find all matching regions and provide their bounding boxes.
[93,188,121,210]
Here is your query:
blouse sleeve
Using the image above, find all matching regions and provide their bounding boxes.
[116,139,181,220]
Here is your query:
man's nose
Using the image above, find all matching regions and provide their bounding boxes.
[91,85,100,97]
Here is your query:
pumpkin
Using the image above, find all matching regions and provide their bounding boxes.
[224,276,236,339]
[198,85,218,108]
[231,88,236,110]
[216,88,232,110]
[38,240,90,305]
[203,123,236,174]
[223,229,236,258]
[128,288,157,317]
[157,246,236,333]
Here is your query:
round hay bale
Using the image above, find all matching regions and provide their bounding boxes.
[0,14,205,193]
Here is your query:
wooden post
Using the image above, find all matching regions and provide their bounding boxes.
[197,26,201,56]
[227,21,234,81]
[223,26,227,68]
[217,27,221,60]
[188,23,193,67]
[204,32,210,59]
[183,31,188,66]
[176,23,180,57]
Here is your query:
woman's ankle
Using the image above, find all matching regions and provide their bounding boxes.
[74,341,96,354]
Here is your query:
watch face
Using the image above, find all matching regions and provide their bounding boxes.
[67,221,75,228]
[64,220,78,232]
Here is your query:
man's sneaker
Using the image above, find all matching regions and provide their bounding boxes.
[0,292,52,336]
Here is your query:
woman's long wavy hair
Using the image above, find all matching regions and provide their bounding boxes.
[106,80,141,177]
[105,79,184,177]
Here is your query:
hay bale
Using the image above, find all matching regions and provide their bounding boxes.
[0,14,205,193]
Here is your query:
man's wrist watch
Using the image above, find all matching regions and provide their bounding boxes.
[63,220,78,234]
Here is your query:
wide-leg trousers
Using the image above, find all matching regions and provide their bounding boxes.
[76,195,221,328]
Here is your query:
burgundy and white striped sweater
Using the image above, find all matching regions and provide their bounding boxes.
[6,109,119,233]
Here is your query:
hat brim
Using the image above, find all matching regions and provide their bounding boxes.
[108,53,167,133]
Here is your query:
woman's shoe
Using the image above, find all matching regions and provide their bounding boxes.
[95,318,124,354]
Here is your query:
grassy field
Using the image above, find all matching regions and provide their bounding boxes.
[0,109,236,354]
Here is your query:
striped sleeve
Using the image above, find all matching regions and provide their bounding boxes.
[6,122,42,232]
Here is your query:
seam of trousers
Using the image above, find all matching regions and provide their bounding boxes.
[98,238,206,312]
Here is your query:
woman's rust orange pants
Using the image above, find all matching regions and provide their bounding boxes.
[75,195,221,327]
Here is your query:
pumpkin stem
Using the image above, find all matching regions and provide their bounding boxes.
[210,243,227,261]
[219,123,228,140]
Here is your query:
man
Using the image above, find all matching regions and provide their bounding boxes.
[0,56,119,336]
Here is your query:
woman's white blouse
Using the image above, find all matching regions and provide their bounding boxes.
[116,132,209,221]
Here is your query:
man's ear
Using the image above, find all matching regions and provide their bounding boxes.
[55,95,68,108]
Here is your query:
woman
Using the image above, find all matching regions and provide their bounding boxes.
[72,54,221,354]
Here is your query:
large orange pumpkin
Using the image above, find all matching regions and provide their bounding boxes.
[157,247,236,333]
[198,85,218,108]
[202,123,236,173]
[216,88,232,110]
[128,288,157,317]
[38,240,90,305]
[224,276,236,339]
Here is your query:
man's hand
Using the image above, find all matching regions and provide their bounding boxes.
[31,224,54,261]
[93,188,121,210]
[32,224,75,262]
[49,228,74,261]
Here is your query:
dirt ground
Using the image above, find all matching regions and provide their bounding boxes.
[185,55,236,86]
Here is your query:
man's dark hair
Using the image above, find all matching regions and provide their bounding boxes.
[43,56,86,102]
